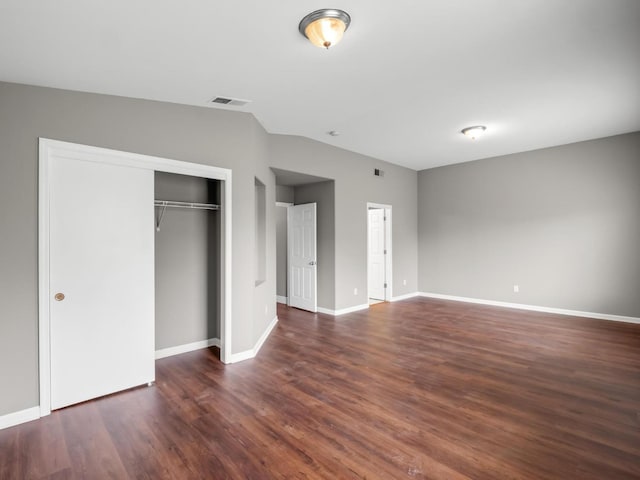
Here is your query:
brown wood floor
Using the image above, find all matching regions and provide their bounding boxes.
[2,298,640,479]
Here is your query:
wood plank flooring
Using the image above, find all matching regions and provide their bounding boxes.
[1,298,640,479]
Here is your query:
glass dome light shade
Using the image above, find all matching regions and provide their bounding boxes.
[305,17,346,48]
[299,9,351,49]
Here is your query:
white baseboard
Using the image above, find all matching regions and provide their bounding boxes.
[316,306,334,315]
[229,349,255,363]
[0,406,40,430]
[390,292,421,302]
[276,295,287,304]
[155,338,221,360]
[418,292,640,324]
[317,303,370,316]
[254,315,279,355]
[229,316,279,363]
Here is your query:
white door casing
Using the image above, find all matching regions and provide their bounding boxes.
[368,208,386,300]
[275,202,293,305]
[287,203,317,312]
[39,138,233,416]
[49,156,155,410]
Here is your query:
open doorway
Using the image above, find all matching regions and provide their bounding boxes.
[367,203,392,304]
[272,168,334,313]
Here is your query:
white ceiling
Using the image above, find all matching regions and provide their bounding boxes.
[1,1,639,171]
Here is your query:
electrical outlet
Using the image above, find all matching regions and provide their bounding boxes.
[265,304,268,315]
[513,285,519,293]
[403,279,407,286]
[353,287,358,295]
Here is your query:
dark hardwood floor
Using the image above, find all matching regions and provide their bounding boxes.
[2,298,640,479]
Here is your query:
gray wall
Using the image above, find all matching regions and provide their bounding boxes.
[249,120,277,350]
[276,185,294,203]
[269,135,419,310]
[418,132,640,317]
[154,172,220,350]
[294,181,336,310]
[0,81,277,416]
[9,78,635,422]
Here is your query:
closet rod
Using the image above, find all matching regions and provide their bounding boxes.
[154,200,220,211]
[154,200,219,231]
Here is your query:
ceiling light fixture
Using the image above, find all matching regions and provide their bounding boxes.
[299,9,351,49]
[461,125,487,140]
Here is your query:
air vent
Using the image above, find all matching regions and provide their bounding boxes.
[209,96,251,107]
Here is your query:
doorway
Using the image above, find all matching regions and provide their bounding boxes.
[272,168,334,313]
[367,203,392,304]
[38,139,232,416]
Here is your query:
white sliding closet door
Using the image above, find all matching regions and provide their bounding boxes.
[49,156,155,410]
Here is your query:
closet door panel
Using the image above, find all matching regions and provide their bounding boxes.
[50,156,155,410]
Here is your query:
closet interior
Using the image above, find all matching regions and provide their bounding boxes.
[154,171,222,357]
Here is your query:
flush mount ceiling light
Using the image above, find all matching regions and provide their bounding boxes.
[299,9,351,49]
[461,125,487,140]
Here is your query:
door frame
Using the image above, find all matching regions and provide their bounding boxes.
[366,202,392,302]
[38,138,233,416]
[275,202,293,305]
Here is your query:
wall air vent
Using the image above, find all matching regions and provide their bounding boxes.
[209,96,251,108]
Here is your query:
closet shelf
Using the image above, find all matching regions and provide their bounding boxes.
[154,200,219,231]
[154,200,219,211]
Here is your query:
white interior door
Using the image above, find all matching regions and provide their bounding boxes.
[287,203,317,312]
[49,156,155,410]
[368,208,386,300]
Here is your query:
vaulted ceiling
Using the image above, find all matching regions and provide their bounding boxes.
[1,0,638,170]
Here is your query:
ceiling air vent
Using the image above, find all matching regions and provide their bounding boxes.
[209,96,251,107]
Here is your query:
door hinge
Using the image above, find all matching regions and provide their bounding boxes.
[384,283,387,288]
[384,249,387,254]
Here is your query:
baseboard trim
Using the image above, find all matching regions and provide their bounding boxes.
[229,349,255,363]
[254,315,279,356]
[317,303,370,316]
[276,295,287,304]
[0,406,40,430]
[155,338,221,360]
[390,292,421,302]
[229,316,279,363]
[418,292,640,324]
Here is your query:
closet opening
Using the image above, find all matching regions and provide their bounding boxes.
[39,139,233,415]
[154,172,223,361]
